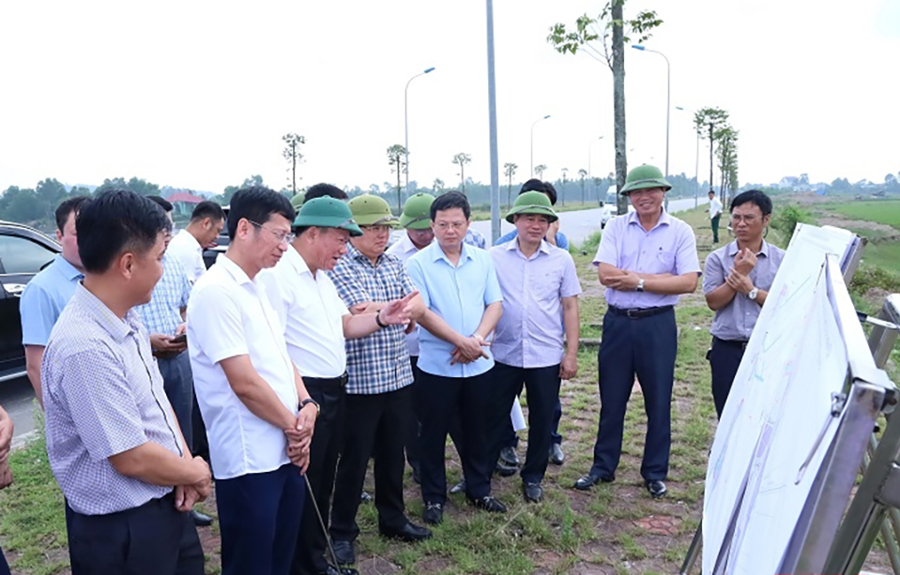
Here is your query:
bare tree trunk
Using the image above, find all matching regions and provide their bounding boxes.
[291,142,297,194]
[708,123,714,197]
[396,159,403,212]
[612,0,628,216]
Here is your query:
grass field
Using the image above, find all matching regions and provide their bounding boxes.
[829,200,900,230]
[1,206,895,575]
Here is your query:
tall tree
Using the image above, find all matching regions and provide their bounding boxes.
[535,164,547,180]
[35,178,67,206]
[433,178,445,194]
[548,1,663,215]
[387,144,408,212]
[282,133,305,195]
[560,167,569,205]
[693,108,729,196]
[578,168,588,204]
[504,162,518,208]
[452,153,472,193]
[715,125,739,201]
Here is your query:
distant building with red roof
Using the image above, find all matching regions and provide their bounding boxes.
[165,191,205,216]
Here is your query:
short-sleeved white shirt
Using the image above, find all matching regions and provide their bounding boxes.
[257,246,349,379]
[167,229,206,284]
[187,255,299,480]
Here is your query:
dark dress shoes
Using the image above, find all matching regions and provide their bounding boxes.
[332,539,355,565]
[468,495,507,513]
[573,472,614,491]
[423,502,444,525]
[379,521,433,542]
[522,482,543,503]
[191,509,213,526]
[494,461,518,477]
[499,446,520,467]
[645,480,667,498]
[549,443,565,466]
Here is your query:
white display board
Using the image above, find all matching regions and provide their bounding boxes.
[703,224,857,575]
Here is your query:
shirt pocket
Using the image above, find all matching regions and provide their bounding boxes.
[534,271,561,302]
[648,248,677,274]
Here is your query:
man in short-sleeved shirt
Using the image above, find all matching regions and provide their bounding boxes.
[407,191,506,525]
[488,192,582,504]
[166,201,225,283]
[188,186,318,575]
[703,190,784,418]
[42,190,210,575]
[709,190,723,244]
[575,165,700,499]
[20,196,89,406]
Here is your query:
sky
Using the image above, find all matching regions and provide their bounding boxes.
[1,0,898,195]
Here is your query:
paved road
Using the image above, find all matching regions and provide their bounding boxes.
[3,196,708,444]
[471,196,707,247]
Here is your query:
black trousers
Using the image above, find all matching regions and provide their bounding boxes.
[498,396,564,450]
[590,307,677,482]
[217,464,305,575]
[711,214,721,243]
[708,336,747,418]
[405,357,422,473]
[487,362,561,484]
[331,385,412,541]
[66,493,203,575]
[292,376,347,575]
[419,370,493,503]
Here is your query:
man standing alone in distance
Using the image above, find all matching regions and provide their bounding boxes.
[574,165,700,499]
[709,190,723,244]
[704,190,784,418]
[42,190,211,574]
[166,201,226,284]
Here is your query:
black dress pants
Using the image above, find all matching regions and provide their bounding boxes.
[487,362,561,484]
[708,336,747,418]
[66,493,203,575]
[419,370,493,504]
[405,356,422,473]
[590,307,677,482]
[292,376,347,575]
[330,385,413,542]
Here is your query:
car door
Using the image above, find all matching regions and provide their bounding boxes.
[0,233,59,381]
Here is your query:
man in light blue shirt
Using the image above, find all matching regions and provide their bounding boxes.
[406,191,505,525]
[20,196,90,406]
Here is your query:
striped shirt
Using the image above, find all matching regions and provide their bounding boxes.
[42,283,183,515]
[328,244,414,395]
[136,254,191,336]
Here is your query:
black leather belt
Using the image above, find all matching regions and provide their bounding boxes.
[609,305,674,319]
[303,373,349,387]
[713,336,749,350]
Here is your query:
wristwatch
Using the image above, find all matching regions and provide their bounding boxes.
[299,398,320,415]
[375,310,388,329]
[748,287,759,301]
[636,278,645,293]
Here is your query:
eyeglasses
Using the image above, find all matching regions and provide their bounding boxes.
[247,220,294,245]
[731,214,761,224]
[361,224,392,235]
[434,221,467,231]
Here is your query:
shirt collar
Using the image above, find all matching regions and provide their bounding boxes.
[727,240,770,257]
[347,243,385,267]
[217,254,254,286]
[54,254,84,281]
[626,208,671,230]
[431,241,473,265]
[506,237,551,258]
[177,229,202,251]
[284,244,314,277]
[399,232,427,254]
[72,282,139,343]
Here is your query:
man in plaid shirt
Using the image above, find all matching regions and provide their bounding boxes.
[328,194,432,558]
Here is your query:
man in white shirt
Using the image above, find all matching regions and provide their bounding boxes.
[187,187,318,575]
[709,190,723,244]
[257,197,417,575]
[167,201,225,283]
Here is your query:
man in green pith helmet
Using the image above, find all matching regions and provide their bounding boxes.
[328,194,432,563]
[575,164,701,499]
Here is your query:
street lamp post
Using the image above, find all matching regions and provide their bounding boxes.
[404,67,436,195]
[676,106,701,207]
[632,45,670,205]
[588,135,604,200]
[530,114,550,176]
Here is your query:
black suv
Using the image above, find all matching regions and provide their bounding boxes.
[0,221,61,383]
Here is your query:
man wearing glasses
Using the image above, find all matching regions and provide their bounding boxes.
[574,165,700,499]
[325,195,431,566]
[703,190,784,418]
[187,187,319,575]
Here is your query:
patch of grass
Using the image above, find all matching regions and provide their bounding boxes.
[829,200,900,230]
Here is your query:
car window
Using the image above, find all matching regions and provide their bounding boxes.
[0,235,56,274]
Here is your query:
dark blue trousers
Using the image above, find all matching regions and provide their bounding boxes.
[499,396,563,449]
[487,362,561,484]
[157,351,194,450]
[418,369,493,503]
[590,308,677,482]
[217,464,305,575]
[0,545,8,575]
[708,336,747,419]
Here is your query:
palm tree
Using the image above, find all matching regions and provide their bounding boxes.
[578,168,588,204]
[387,144,408,211]
[452,153,472,193]
[503,162,518,208]
[535,164,548,180]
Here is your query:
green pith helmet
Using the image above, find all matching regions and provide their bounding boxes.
[505,190,558,224]
[290,193,305,209]
[620,164,672,195]
[292,197,363,236]
[399,193,435,229]
[347,194,399,227]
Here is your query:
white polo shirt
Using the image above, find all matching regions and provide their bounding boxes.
[167,229,206,284]
[257,245,349,379]
[387,232,426,357]
[187,255,299,480]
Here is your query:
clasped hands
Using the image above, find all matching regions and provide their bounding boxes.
[725,248,757,295]
[450,333,491,365]
[174,455,212,512]
[284,405,317,473]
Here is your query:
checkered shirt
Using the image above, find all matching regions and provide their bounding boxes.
[328,244,415,395]
[42,283,184,515]
[136,253,191,336]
